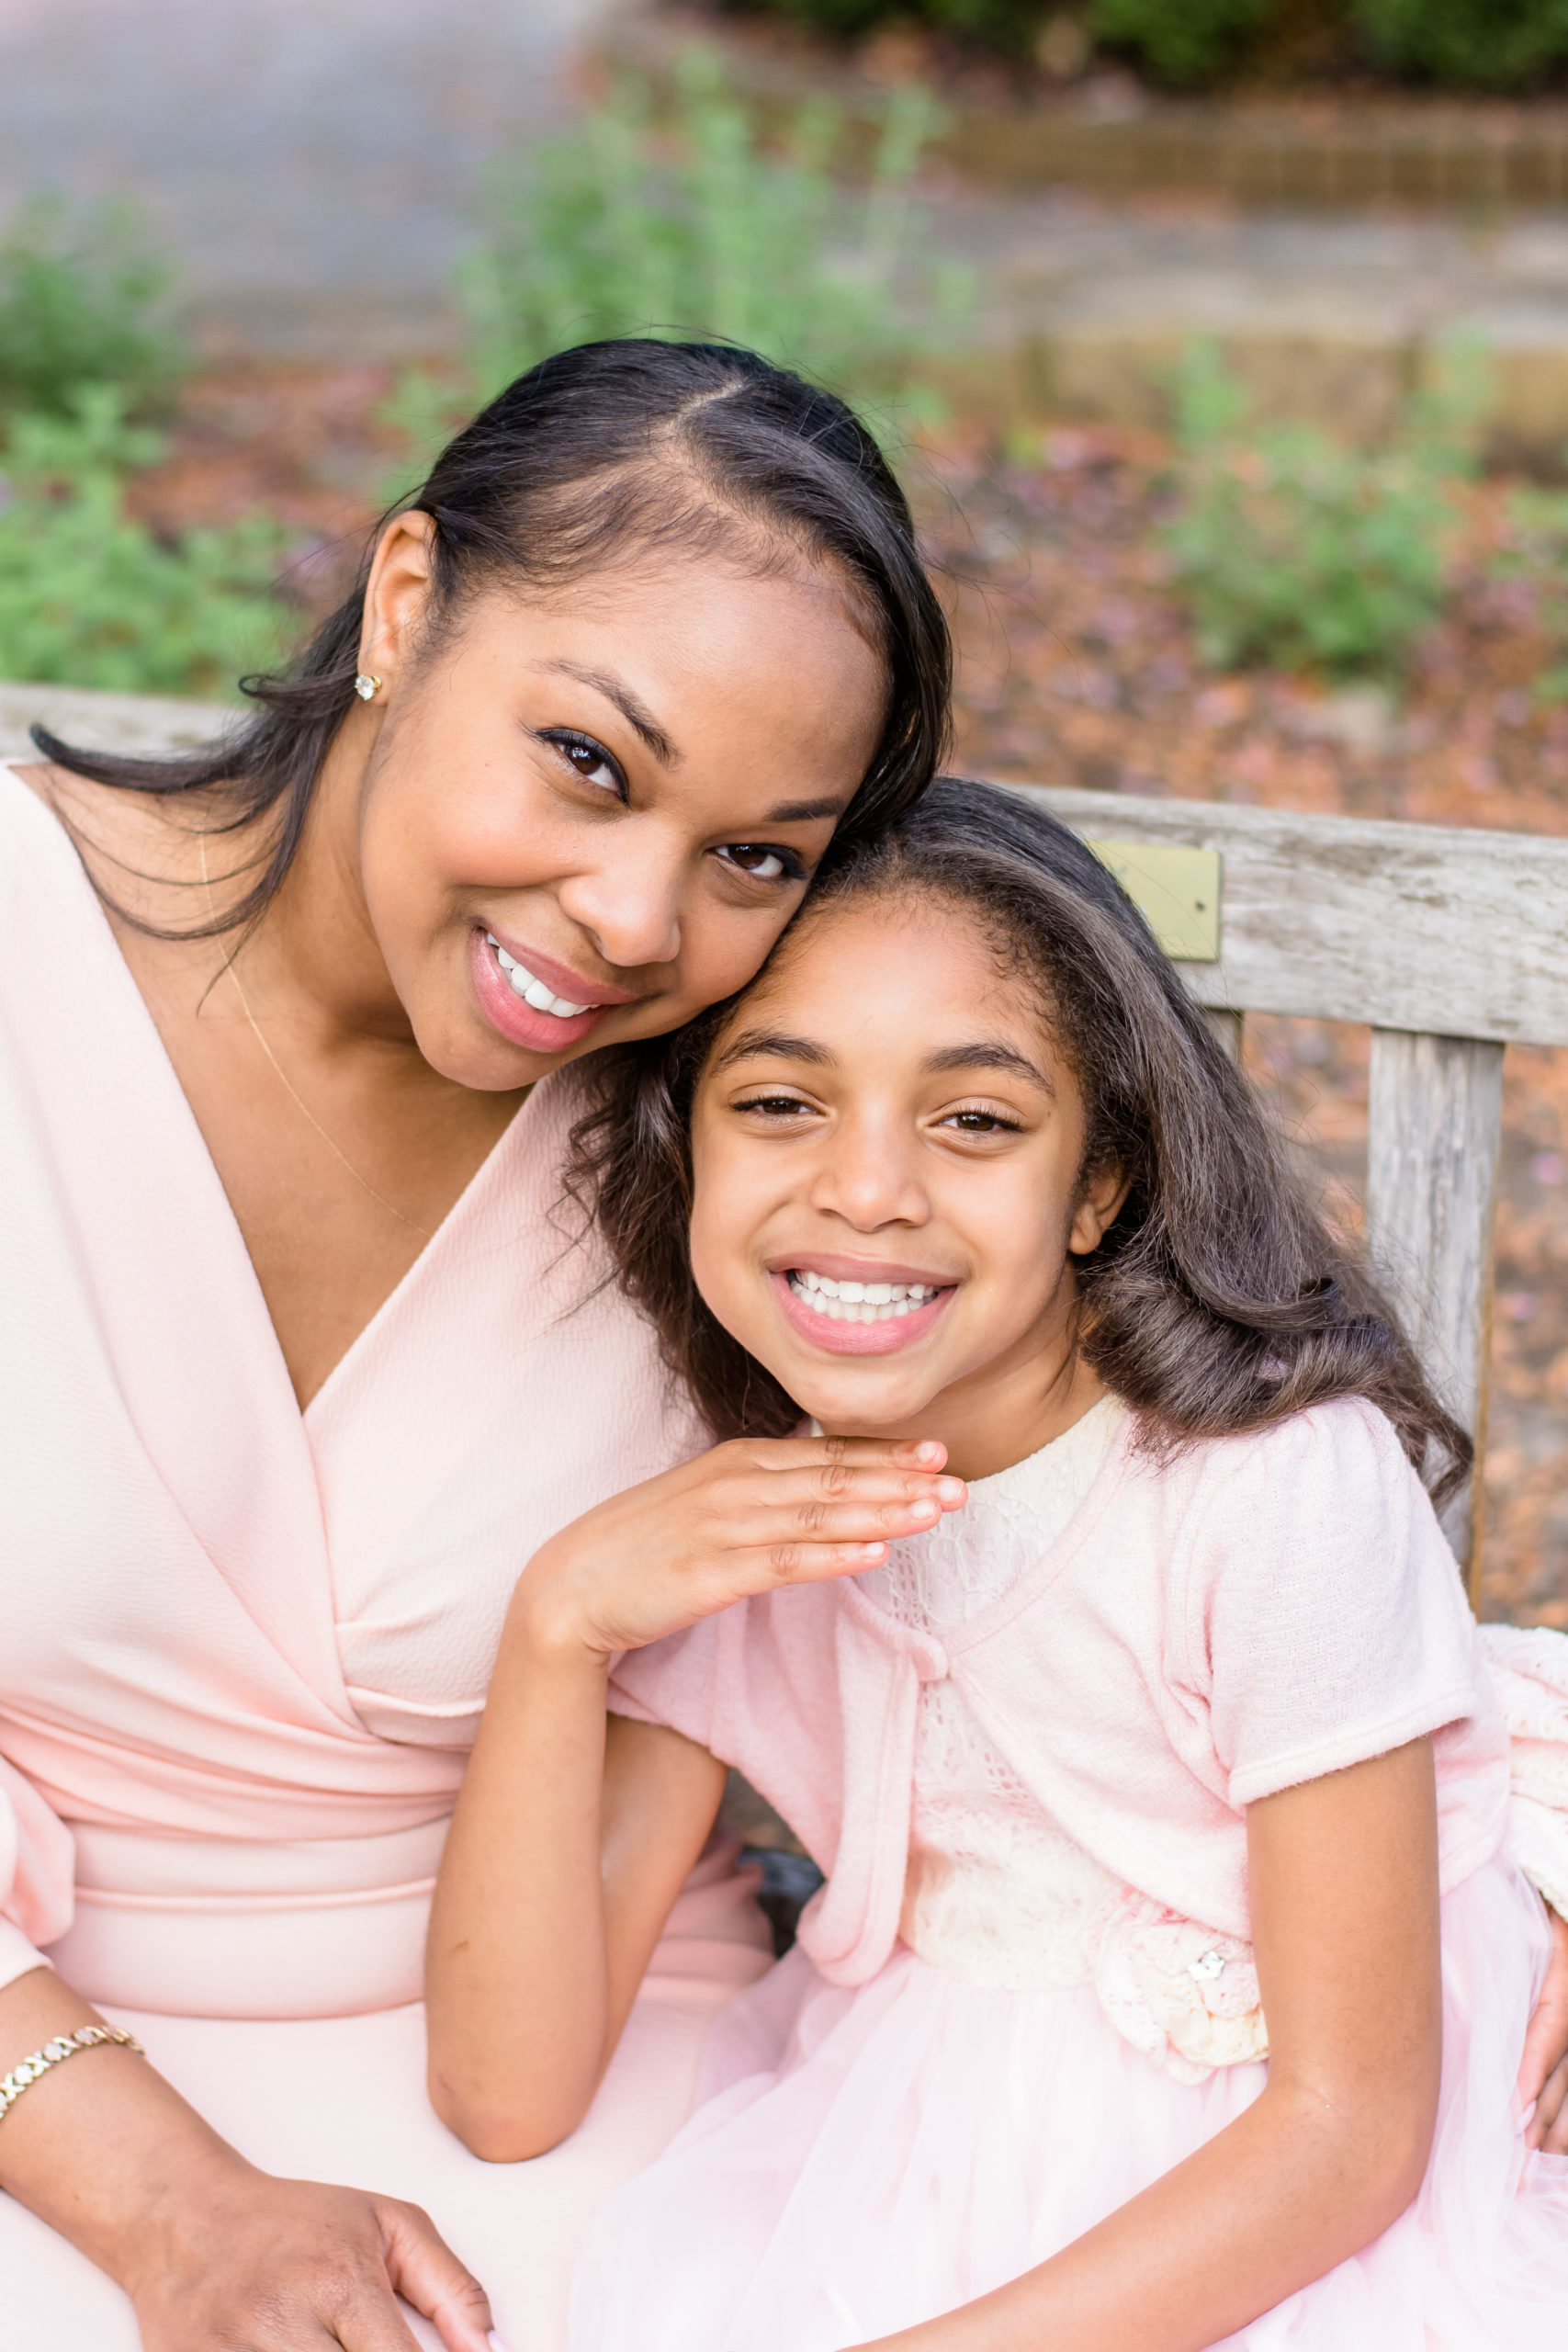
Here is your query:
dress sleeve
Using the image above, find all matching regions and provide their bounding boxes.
[607,1616,726,1755]
[1185,1399,1483,1811]
[0,1754,74,1990]
[1477,1623,1568,1923]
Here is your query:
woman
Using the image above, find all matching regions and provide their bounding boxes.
[0,339,964,2352]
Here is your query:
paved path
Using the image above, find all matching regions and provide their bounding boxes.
[0,0,624,356]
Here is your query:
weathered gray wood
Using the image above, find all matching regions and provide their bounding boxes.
[1201,1007,1244,1062]
[1364,1030,1505,1588]
[1010,782,1568,1049]
[0,680,235,764]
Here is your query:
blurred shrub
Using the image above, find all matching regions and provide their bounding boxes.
[0,387,288,695]
[1163,343,1478,679]
[731,0,1568,87]
[1352,0,1568,88]
[386,47,964,482]
[1492,483,1568,702]
[0,195,187,421]
[1086,0,1274,86]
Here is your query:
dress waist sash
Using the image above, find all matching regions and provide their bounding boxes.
[43,1820,450,2018]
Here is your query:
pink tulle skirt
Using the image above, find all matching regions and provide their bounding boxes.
[570,1857,1568,2350]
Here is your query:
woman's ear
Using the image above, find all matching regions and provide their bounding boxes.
[1068,1161,1131,1257]
[357,511,438,690]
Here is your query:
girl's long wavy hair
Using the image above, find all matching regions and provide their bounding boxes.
[566,777,1470,1507]
[33,338,951,939]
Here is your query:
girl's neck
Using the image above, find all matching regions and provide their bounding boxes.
[822,1345,1114,1486]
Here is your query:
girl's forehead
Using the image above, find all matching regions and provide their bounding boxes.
[705,888,1040,1057]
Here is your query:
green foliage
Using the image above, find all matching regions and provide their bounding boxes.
[1087,0,1272,86]
[1162,343,1478,680]
[0,387,289,696]
[729,0,1051,49]
[0,194,187,421]
[1493,482,1568,702]
[403,47,963,466]
[1351,0,1568,88]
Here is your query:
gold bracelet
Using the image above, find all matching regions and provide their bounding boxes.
[0,2025,145,2122]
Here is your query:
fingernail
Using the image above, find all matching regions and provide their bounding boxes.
[937,1477,965,1502]
[914,1442,942,1464]
[490,2335,516,2352]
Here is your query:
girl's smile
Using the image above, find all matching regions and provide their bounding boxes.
[771,1258,954,1353]
[689,894,1127,1479]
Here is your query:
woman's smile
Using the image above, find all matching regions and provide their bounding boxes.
[468,925,637,1055]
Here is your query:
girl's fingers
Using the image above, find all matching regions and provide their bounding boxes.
[748,1433,951,1476]
[727,1464,966,1517]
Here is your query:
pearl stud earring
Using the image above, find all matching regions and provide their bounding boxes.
[354,673,382,702]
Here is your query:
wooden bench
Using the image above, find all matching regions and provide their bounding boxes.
[5,682,1563,1598]
[1021,782,1568,1594]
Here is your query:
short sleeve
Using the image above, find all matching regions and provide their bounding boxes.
[608,1615,726,1754]
[0,1754,74,1991]
[1187,1399,1482,1810]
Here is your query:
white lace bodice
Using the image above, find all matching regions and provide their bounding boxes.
[858,1398,1128,1992]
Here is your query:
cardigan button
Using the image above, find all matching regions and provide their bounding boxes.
[908,1634,949,1683]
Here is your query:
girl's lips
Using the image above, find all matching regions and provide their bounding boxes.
[468,928,610,1055]
[770,1270,953,1357]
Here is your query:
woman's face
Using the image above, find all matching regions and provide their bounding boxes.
[687,895,1127,1479]
[337,519,889,1087]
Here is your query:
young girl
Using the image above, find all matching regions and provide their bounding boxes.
[429,780,1568,2350]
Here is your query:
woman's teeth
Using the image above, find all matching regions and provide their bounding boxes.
[787,1270,942,1323]
[485,934,592,1020]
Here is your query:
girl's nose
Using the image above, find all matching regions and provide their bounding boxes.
[557,849,682,974]
[809,1120,929,1233]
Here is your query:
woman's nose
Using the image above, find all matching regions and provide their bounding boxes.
[557,850,682,974]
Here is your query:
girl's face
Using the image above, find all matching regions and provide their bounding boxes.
[323,517,888,1087]
[689,896,1128,1481]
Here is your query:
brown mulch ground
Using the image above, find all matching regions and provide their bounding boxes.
[140,366,1568,1625]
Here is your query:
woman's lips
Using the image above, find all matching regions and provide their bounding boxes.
[468,928,612,1055]
[771,1270,953,1357]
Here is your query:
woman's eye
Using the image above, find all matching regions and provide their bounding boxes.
[538,729,625,797]
[715,843,803,885]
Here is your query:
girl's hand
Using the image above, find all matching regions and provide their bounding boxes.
[517,1432,964,1658]
[1519,1905,1568,2153]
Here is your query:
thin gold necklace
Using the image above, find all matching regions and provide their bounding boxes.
[200,836,432,1237]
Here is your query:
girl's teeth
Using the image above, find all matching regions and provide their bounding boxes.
[788,1272,941,1324]
[484,934,591,1020]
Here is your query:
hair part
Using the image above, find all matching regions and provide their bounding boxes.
[567,777,1470,1510]
[33,338,952,940]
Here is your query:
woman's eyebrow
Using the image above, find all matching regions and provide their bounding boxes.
[711,1028,835,1073]
[764,795,850,823]
[922,1042,1054,1091]
[542,660,677,763]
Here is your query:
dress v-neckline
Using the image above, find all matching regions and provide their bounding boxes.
[4,762,537,1425]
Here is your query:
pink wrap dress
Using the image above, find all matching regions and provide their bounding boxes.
[0,766,771,2350]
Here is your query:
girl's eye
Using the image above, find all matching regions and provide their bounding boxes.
[538,729,626,797]
[715,843,805,885]
[735,1092,815,1119]
[942,1107,1022,1136]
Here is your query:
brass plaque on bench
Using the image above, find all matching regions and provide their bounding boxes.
[1087,840,1221,963]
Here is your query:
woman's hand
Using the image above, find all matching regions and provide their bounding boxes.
[0,1965,494,2352]
[1519,1904,1568,2153]
[517,1431,964,1659]
[123,2150,496,2352]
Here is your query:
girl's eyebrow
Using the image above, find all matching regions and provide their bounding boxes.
[923,1042,1054,1091]
[711,1028,834,1073]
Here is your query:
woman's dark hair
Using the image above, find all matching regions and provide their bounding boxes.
[567,777,1470,1507]
[35,339,951,936]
